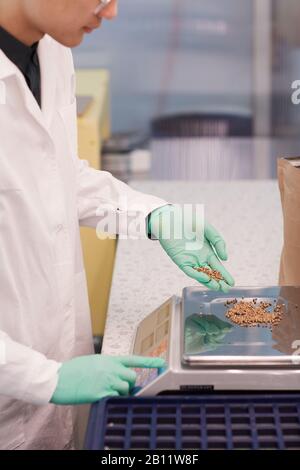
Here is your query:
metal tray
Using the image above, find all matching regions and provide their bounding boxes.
[182,286,300,367]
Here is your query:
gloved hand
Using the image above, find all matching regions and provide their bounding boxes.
[149,204,234,292]
[185,314,233,354]
[50,355,166,405]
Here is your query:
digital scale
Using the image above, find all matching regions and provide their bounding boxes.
[132,286,300,395]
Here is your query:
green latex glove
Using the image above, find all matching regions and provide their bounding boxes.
[149,204,235,292]
[50,355,166,405]
[185,314,233,354]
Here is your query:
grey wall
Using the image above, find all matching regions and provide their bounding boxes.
[73,0,253,133]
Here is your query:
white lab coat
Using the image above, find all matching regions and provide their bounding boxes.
[0,35,167,450]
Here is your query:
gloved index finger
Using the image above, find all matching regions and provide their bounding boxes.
[205,224,228,261]
[119,356,166,369]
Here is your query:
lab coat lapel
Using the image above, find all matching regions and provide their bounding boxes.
[0,49,17,80]
[38,36,57,128]
[0,47,47,130]
[0,35,57,131]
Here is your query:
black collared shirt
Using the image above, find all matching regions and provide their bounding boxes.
[0,26,41,107]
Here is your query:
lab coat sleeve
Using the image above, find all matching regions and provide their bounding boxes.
[0,330,61,405]
[76,159,169,238]
[60,46,169,238]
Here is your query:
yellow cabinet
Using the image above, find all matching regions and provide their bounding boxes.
[76,69,116,336]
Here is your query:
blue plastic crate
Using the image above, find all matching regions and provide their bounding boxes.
[85,394,300,450]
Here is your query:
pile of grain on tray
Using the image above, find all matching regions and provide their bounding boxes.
[193,266,223,281]
[224,298,284,329]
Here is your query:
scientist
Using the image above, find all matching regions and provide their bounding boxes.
[0,0,234,450]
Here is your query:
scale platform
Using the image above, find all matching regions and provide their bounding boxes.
[131,286,300,395]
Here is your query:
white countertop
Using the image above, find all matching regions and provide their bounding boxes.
[102,180,283,355]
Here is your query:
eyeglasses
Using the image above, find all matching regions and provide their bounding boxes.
[94,0,112,15]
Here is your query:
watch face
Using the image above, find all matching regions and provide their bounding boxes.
[182,286,300,367]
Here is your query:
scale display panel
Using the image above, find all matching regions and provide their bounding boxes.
[132,298,173,389]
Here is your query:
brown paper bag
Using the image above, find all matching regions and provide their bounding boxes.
[272,286,300,354]
[278,157,300,285]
